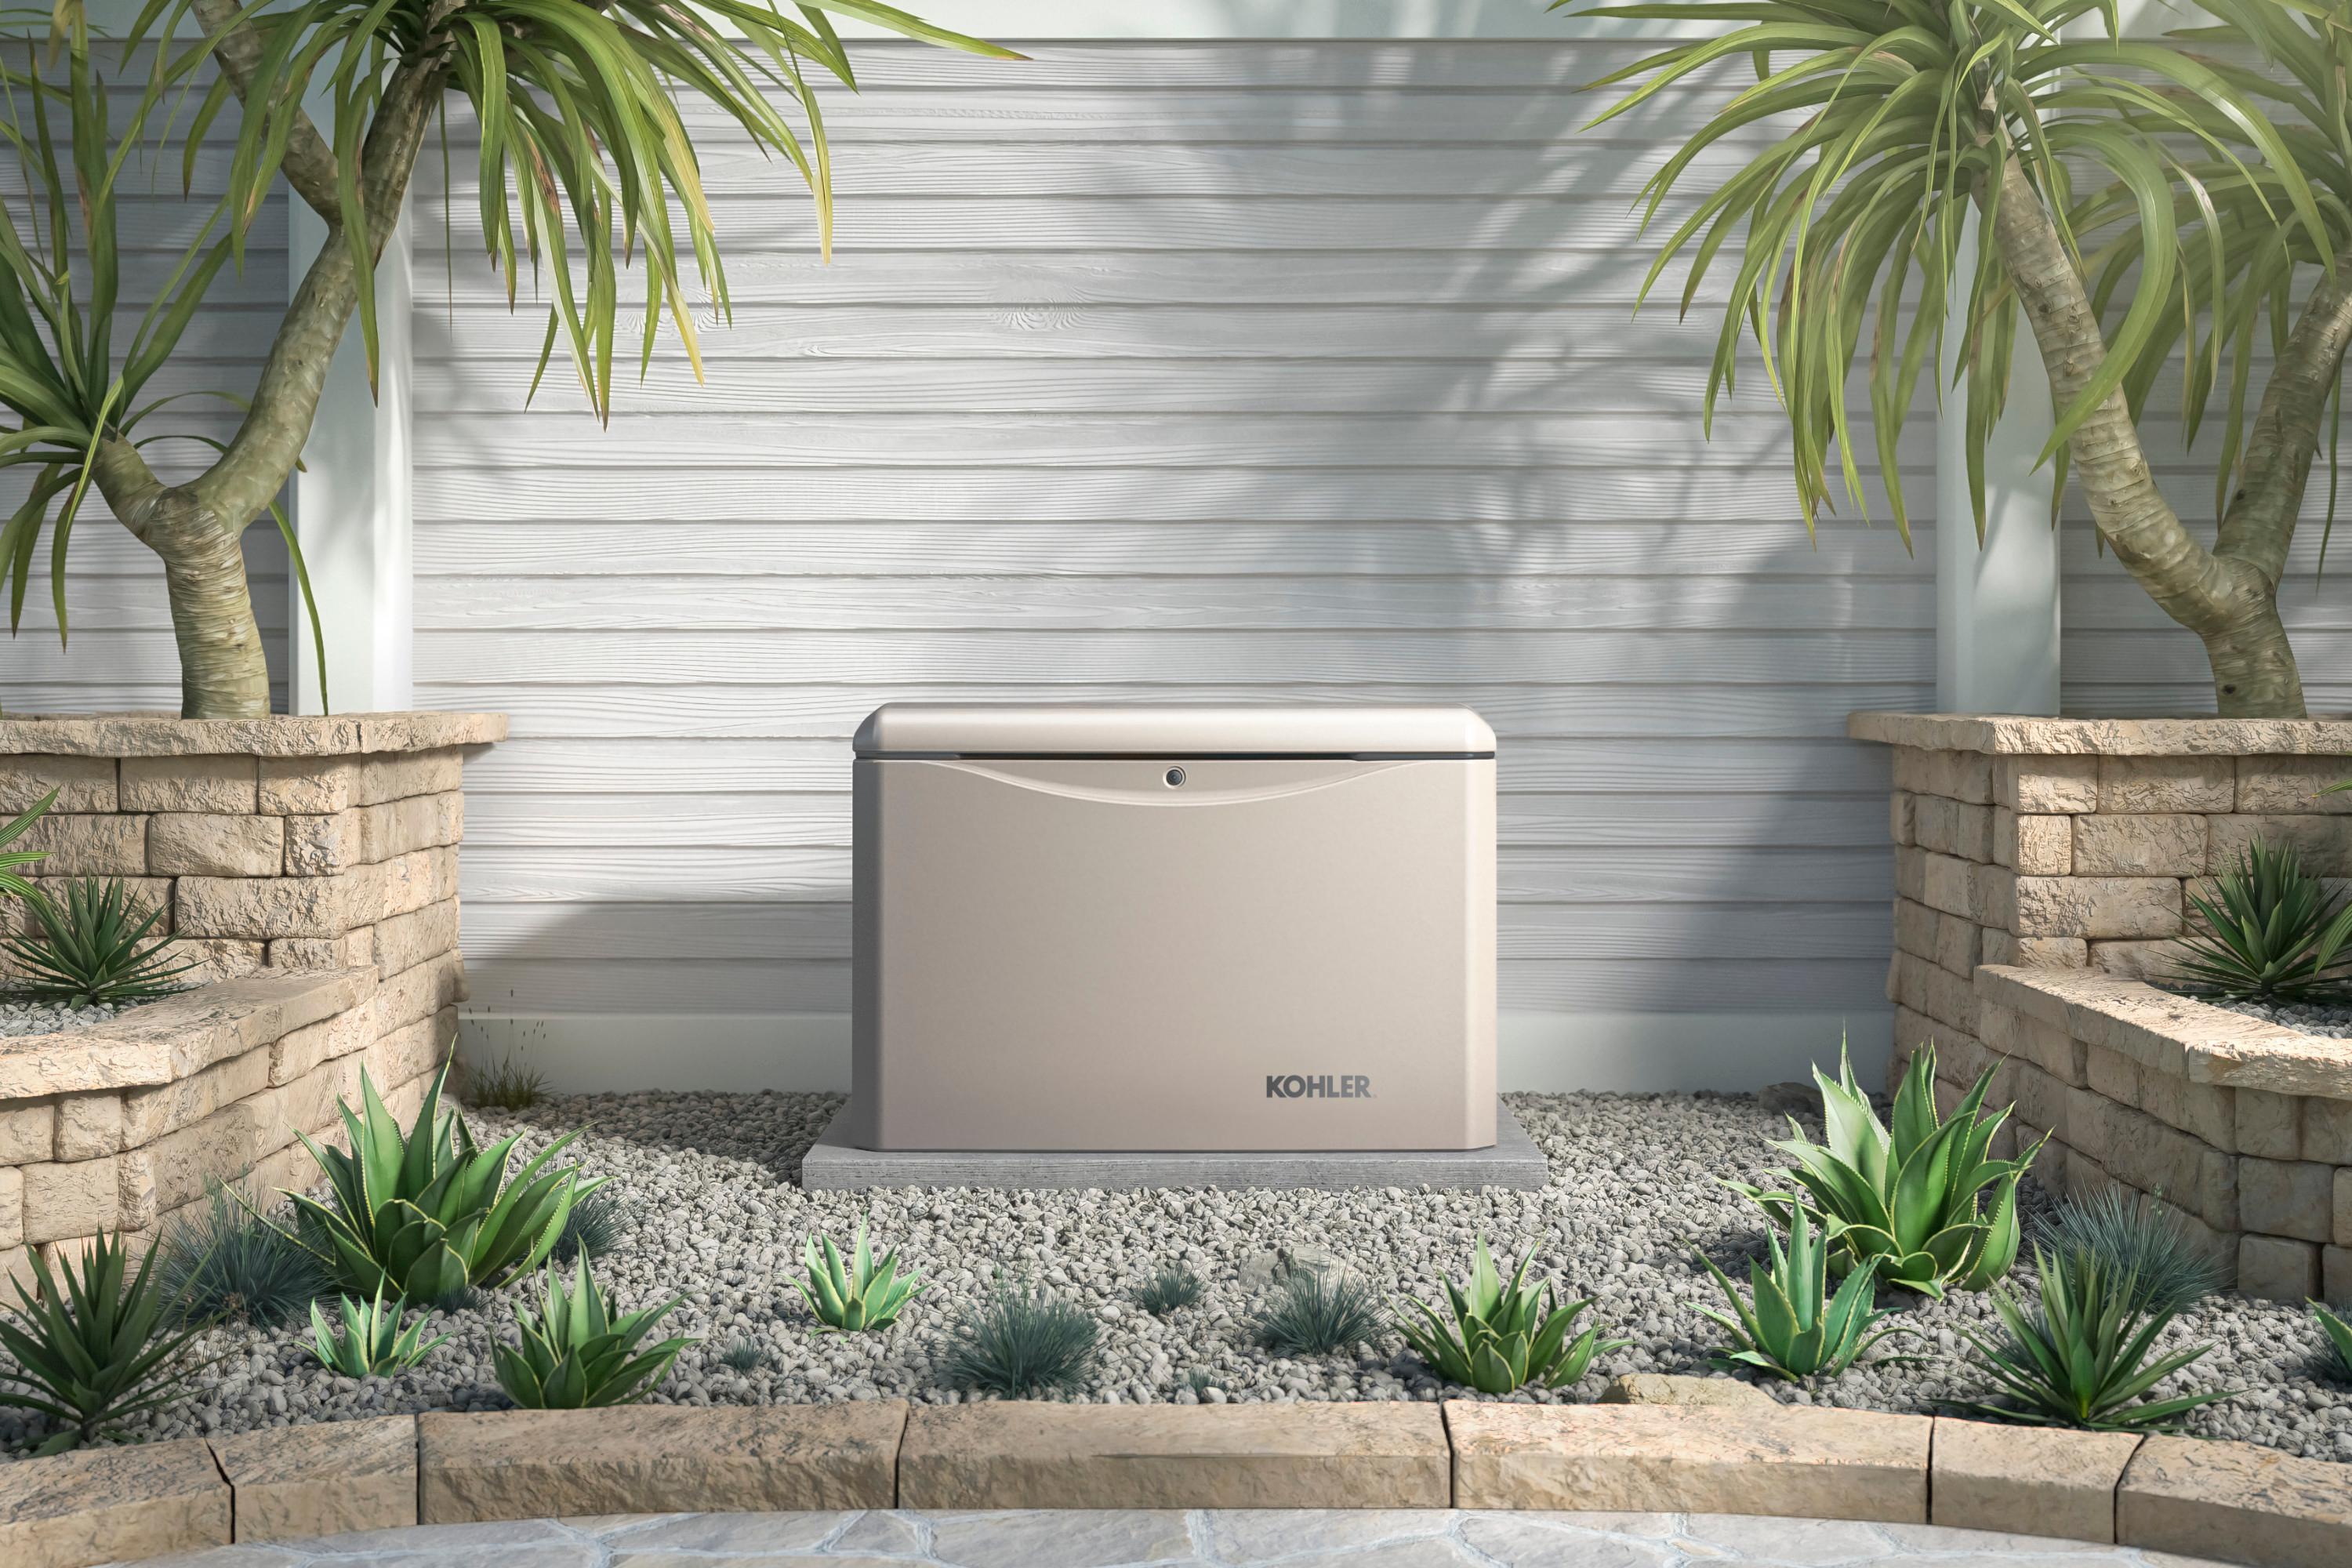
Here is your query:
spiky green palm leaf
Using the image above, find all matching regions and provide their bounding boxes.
[0,786,52,901]
[119,0,1018,417]
[3,2,1010,718]
[1555,0,2346,550]
[0,15,303,674]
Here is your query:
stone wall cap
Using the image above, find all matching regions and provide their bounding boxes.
[0,966,375,1099]
[0,711,506,759]
[1849,710,2352,756]
[1978,965,2352,1100]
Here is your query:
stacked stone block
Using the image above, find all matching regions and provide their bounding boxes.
[1855,713,2352,1299]
[1857,715,2352,1069]
[1964,964,2352,1301]
[0,713,502,1287]
[0,967,379,1288]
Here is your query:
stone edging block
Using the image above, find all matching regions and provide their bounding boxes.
[0,1438,228,1568]
[418,1403,905,1522]
[1929,1417,2142,1543]
[2121,1434,2352,1568]
[0,712,507,759]
[210,1414,417,1542]
[4,1400,2351,1568]
[898,1401,1450,1508]
[1446,1402,1930,1521]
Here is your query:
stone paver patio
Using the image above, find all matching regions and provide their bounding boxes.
[134,1510,2235,1567]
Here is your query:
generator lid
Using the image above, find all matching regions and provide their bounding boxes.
[854,703,1494,759]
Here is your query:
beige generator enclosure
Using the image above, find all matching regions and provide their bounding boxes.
[847,704,1498,1152]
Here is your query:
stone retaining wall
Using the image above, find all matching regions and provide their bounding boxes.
[0,712,503,1140]
[0,967,407,1290]
[1850,714,2352,1028]
[1893,964,2352,1301]
[3,1403,2346,1568]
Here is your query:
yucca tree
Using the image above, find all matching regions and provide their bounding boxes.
[1563,0,2352,717]
[1,0,1011,718]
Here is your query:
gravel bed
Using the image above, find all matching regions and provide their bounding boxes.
[11,1091,2350,1461]
[2198,994,2352,1040]
[0,997,118,1038]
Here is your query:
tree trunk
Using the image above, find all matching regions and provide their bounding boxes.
[115,55,445,719]
[90,439,271,717]
[1983,157,2309,717]
[155,496,271,719]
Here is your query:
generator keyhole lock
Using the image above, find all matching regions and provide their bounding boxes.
[1164,767,1187,787]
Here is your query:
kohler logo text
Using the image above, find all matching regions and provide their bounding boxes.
[1266,1074,1371,1099]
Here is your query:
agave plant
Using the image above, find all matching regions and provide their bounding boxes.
[0,788,53,902]
[1729,1044,2040,1295]
[1558,0,2352,716]
[1695,1207,1909,1381]
[274,1063,601,1304]
[5,876,198,1004]
[1965,1245,2235,1432]
[2169,840,2352,1003]
[305,1286,446,1378]
[793,1222,924,1333]
[1394,1238,1626,1394]
[494,1256,695,1410]
[0,1230,206,1453]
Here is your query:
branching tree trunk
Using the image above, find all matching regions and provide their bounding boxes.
[1985,156,2316,718]
[85,40,441,720]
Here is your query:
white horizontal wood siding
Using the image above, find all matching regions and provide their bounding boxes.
[411,38,1926,1076]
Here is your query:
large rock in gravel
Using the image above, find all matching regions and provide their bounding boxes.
[1600,1373,1776,1410]
[419,1404,905,1522]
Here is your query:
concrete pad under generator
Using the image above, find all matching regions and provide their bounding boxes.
[1446,1403,1930,1522]
[418,1403,905,1523]
[898,1400,1450,1509]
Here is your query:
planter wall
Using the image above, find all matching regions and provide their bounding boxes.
[1852,711,2352,1298]
[0,711,504,1286]
[0,967,378,1289]
[1850,711,2352,1048]
[1952,964,2352,1301]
